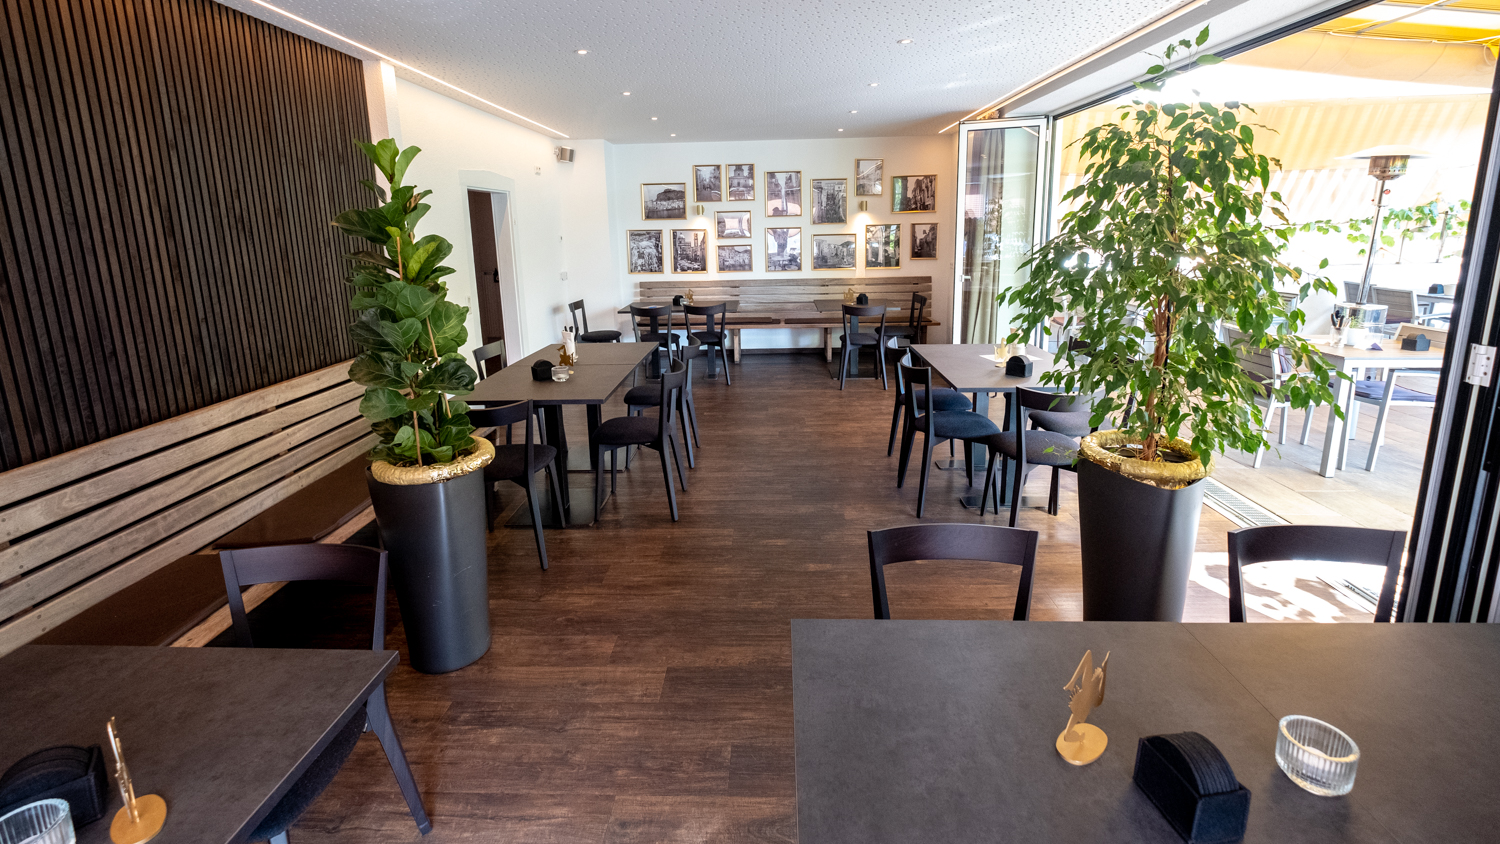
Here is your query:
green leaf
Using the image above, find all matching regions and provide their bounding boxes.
[393,284,439,321]
[349,353,405,388]
[1195,25,1210,46]
[392,145,421,187]
[358,179,387,201]
[427,300,469,356]
[1196,54,1224,65]
[359,387,408,422]
[418,356,477,395]
[331,209,392,245]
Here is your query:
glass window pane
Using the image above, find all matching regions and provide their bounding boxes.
[960,125,1041,344]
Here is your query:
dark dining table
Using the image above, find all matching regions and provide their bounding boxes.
[793,619,1500,844]
[908,343,1060,508]
[0,645,397,844]
[467,342,656,526]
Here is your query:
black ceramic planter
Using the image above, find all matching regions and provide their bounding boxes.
[1077,458,1206,621]
[367,467,491,673]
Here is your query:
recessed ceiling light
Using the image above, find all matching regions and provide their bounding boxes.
[651,116,658,120]
[897,39,912,44]
[838,128,844,132]
[868,82,878,87]
[670,133,677,137]
[849,110,858,114]
[623,91,631,96]
[575,49,588,54]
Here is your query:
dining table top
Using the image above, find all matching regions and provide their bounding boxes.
[0,645,395,844]
[618,301,740,314]
[1304,337,1446,368]
[812,298,907,313]
[793,619,1500,844]
[909,343,1059,392]
[466,343,654,406]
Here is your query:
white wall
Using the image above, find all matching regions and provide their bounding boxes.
[607,135,960,346]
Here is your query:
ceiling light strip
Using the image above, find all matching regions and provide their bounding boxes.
[243,0,569,138]
[940,0,1207,132]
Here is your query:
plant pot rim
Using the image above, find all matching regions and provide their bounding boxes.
[1080,430,1212,490]
[369,436,494,486]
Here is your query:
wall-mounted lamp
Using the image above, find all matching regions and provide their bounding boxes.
[693,204,705,216]
[555,146,575,162]
[858,200,868,212]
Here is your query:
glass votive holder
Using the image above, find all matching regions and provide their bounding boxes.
[0,798,75,844]
[1276,714,1359,796]
[551,365,571,382]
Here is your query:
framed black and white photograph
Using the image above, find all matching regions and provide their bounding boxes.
[911,222,938,259]
[672,229,709,274]
[856,159,883,196]
[726,164,755,201]
[628,230,664,274]
[865,224,900,269]
[811,178,846,225]
[718,243,753,273]
[716,210,751,239]
[891,175,936,213]
[812,233,857,270]
[765,227,801,272]
[693,165,722,202]
[765,171,801,217]
[641,182,687,219]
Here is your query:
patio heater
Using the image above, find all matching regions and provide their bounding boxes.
[1343,145,1431,303]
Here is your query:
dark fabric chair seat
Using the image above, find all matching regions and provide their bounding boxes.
[1028,409,1092,438]
[622,384,657,406]
[690,330,723,345]
[486,442,559,482]
[841,331,882,346]
[580,329,621,343]
[920,388,972,413]
[1354,379,1435,403]
[917,410,1000,441]
[984,430,1080,466]
[593,414,660,446]
[251,705,367,842]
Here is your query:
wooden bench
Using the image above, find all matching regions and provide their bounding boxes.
[0,362,376,656]
[633,276,940,362]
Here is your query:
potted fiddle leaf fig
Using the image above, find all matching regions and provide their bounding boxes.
[1003,28,1342,620]
[334,138,492,673]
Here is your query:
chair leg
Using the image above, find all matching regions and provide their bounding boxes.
[668,433,688,491]
[678,396,696,469]
[611,447,619,493]
[1278,405,1288,445]
[659,443,679,521]
[720,343,732,385]
[916,432,935,518]
[1048,467,1061,516]
[878,339,888,390]
[1301,408,1315,445]
[524,470,548,570]
[367,687,433,835]
[888,400,903,457]
[593,444,605,521]
[1010,455,1025,528]
[270,832,289,844]
[1252,442,1266,469]
[839,340,850,390]
[1367,380,1399,471]
[980,456,997,517]
[685,392,701,449]
[963,440,974,487]
[897,423,916,488]
[544,459,566,531]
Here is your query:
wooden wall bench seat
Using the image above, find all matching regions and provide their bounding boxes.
[632,276,940,362]
[0,362,376,657]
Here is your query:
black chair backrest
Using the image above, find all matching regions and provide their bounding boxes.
[684,303,726,338]
[868,524,1038,620]
[631,304,675,347]
[1227,525,1406,622]
[218,544,388,650]
[468,400,538,463]
[569,299,591,334]
[899,359,935,420]
[906,293,927,331]
[1015,386,1088,415]
[843,303,888,337]
[472,340,506,380]
[655,362,687,439]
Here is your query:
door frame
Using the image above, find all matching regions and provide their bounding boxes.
[459,170,524,363]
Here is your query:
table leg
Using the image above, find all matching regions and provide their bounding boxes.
[733,329,742,363]
[1319,367,1352,478]
[823,328,833,363]
[541,405,572,514]
[959,390,1011,509]
[1338,366,1361,471]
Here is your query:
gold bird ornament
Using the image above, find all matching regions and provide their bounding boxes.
[1056,649,1110,766]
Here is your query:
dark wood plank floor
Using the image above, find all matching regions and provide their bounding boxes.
[277,352,1257,842]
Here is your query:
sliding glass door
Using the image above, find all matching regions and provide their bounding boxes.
[952,117,1051,344]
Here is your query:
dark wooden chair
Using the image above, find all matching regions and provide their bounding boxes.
[888,350,969,457]
[896,360,1000,517]
[631,303,681,378]
[216,544,432,843]
[472,340,506,380]
[593,362,689,521]
[884,292,928,347]
[867,523,1038,620]
[839,303,890,390]
[626,345,702,469]
[569,299,621,343]
[469,400,565,570]
[977,387,1087,526]
[1227,525,1406,622]
[684,302,732,383]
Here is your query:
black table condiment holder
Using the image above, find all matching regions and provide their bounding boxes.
[0,744,110,826]
[1401,333,1431,351]
[531,359,556,381]
[1005,355,1032,377]
[1133,732,1250,844]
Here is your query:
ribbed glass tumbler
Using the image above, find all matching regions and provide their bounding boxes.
[0,799,74,844]
[1276,714,1360,796]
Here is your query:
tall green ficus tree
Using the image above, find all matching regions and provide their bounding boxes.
[1004,27,1343,468]
[333,139,477,467]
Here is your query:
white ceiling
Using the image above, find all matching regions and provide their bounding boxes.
[219,0,1212,142]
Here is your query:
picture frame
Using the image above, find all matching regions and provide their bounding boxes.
[627,229,664,274]
[865,224,900,269]
[812,233,857,270]
[717,243,753,273]
[765,170,802,217]
[855,159,883,196]
[765,227,802,272]
[642,182,687,219]
[726,164,756,201]
[891,175,937,213]
[693,165,722,203]
[716,210,752,239]
[911,222,938,260]
[671,229,709,274]
[811,178,847,225]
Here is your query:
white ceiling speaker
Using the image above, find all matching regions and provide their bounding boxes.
[555,146,575,162]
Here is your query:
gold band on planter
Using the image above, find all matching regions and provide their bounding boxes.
[1080,430,1212,490]
[370,435,494,486]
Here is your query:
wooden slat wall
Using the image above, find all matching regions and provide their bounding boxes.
[0,361,372,656]
[0,0,370,471]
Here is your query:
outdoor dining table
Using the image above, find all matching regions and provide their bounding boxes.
[467,342,655,526]
[0,645,399,844]
[908,343,1060,508]
[793,619,1500,844]
[1306,339,1446,478]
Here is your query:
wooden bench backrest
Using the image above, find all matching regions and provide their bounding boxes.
[635,276,932,316]
[0,361,372,656]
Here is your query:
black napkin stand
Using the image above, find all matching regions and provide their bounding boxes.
[1133,732,1251,844]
